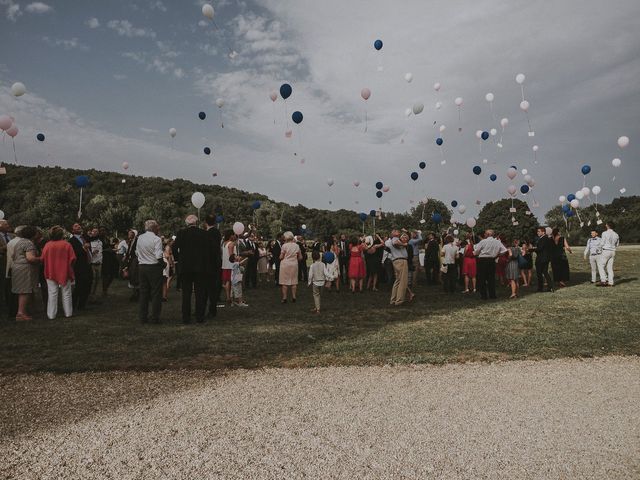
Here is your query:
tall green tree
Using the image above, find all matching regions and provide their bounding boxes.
[477,198,539,240]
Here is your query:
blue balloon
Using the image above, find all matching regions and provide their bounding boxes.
[489,174,497,182]
[359,212,368,222]
[510,165,517,169]
[36,133,45,142]
[370,210,376,217]
[252,200,261,210]
[562,204,571,213]
[215,215,224,224]
[323,251,335,263]
[581,165,591,175]
[566,211,575,217]
[204,147,211,155]
[410,172,419,181]
[75,175,89,188]
[481,131,489,140]
[436,137,443,146]
[376,191,383,198]
[198,111,206,120]
[374,39,383,50]
[419,161,426,169]
[292,111,303,124]
[279,83,292,100]
[520,184,530,194]
[473,166,482,175]
[432,213,442,224]
[567,193,576,202]
[451,200,458,208]
[375,181,383,190]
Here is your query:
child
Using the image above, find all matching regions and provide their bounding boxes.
[323,250,340,292]
[308,251,327,313]
[229,254,249,307]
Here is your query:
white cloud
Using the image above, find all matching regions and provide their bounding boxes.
[85,17,100,29]
[42,36,89,52]
[107,19,156,39]
[5,2,21,22]
[156,41,180,58]
[199,43,218,56]
[122,51,187,79]
[197,20,208,27]
[149,1,167,12]
[173,68,185,79]
[113,74,127,81]
[139,127,159,134]
[25,2,52,14]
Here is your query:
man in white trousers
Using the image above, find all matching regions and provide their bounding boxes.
[597,221,619,287]
[583,229,602,283]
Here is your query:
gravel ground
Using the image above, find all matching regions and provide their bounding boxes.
[2,356,639,479]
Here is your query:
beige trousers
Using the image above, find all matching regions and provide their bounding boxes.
[390,259,409,305]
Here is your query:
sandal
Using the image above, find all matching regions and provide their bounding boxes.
[15,313,32,321]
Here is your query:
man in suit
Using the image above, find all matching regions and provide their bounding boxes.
[203,213,222,318]
[534,227,554,292]
[423,233,440,285]
[297,235,308,282]
[68,223,93,310]
[0,219,16,318]
[338,234,348,283]
[242,232,259,289]
[174,215,213,323]
[272,233,283,286]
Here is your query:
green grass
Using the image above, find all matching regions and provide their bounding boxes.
[1,247,639,373]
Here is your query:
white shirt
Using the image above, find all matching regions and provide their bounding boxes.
[584,237,602,256]
[136,231,163,265]
[474,236,507,258]
[308,261,327,287]
[5,237,21,277]
[117,240,128,255]
[601,229,619,252]
[90,238,103,264]
[442,243,458,264]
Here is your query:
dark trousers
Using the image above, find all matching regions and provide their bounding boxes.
[245,261,258,288]
[339,257,348,283]
[139,264,163,323]
[424,259,440,285]
[72,266,92,310]
[181,271,207,322]
[2,275,18,318]
[204,272,220,318]
[536,261,554,291]
[443,264,457,293]
[477,258,497,299]
[298,260,308,282]
[274,260,281,285]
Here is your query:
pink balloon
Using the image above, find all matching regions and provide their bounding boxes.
[0,115,12,131]
[507,167,517,180]
[285,130,292,138]
[382,186,390,192]
[269,91,277,102]
[507,185,517,196]
[5,125,18,138]
[353,180,360,187]
[361,88,371,101]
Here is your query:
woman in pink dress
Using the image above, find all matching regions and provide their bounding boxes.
[279,231,302,303]
[347,237,366,293]
[461,233,477,293]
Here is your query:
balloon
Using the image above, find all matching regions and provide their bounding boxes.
[522,169,528,175]
[433,82,441,91]
[500,118,509,128]
[566,211,575,218]
[376,191,383,198]
[323,251,335,263]
[481,131,489,140]
[279,83,292,100]
[191,192,205,209]
[485,93,494,102]
[575,191,584,200]
[169,128,177,138]
[36,133,45,142]
[198,111,206,120]
[75,175,89,188]
[528,178,536,187]
[451,200,458,207]
[301,224,307,230]
[475,130,483,139]
[11,82,26,97]
[404,107,412,117]
[592,185,601,195]
[581,187,591,196]
[490,128,497,136]
[359,212,367,222]
[458,205,466,214]
[202,3,214,19]
[5,125,18,138]
[454,97,463,106]
[507,185,517,196]
[203,147,212,155]
[404,73,413,83]
[472,166,482,175]
[233,222,245,235]
[216,215,224,224]
[567,194,576,202]
[412,103,424,115]
[612,158,621,167]
[382,186,390,193]
[439,124,446,133]
[435,101,442,110]
[562,204,571,213]
[122,161,129,170]
[410,172,419,181]
[370,210,376,217]
[374,39,383,50]
[436,137,443,146]
[466,217,477,228]
[570,199,580,208]
[284,129,292,138]
[524,174,532,183]
[252,200,262,210]
[327,178,334,187]
[419,161,426,169]
[532,145,539,152]
[0,210,4,220]
[559,195,566,203]
[360,88,371,101]
[520,185,530,194]
[581,165,591,175]
[0,115,12,130]
[269,91,278,102]
[216,98,224,108]
[617,136,629,149]
[432,213,442,224]
[515,73,526,84]
[353,180,360,187]
[520,100,530,112]
[507,167,517,180]
[375,181,383,190]
[291,111,303,124]
[489,174,497,182]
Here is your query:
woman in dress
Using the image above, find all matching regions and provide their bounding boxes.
[257,241,270,284]
[162,238,175,301]
[221,230,237,304]
[519,239,533,287]
[41,226,76,320]
[496,234,509,286]
[347,236,366,293]
[461,234,477,293]
[505,238,522,299]
[551,227,572,287]
[11,226,42,321]
[279,231,302,303]
[364,234,385,291]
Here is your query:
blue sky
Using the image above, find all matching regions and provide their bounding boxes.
[1,0,639,222]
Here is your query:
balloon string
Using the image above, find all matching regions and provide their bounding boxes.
[284,101,289,130]
[272,103,276,125]
[211,20,236,58]
[520,85,525,102]
[525,112,533,133]
[78,187,83,219]
[489,102,496,122]
[219,110,224,129]
[12,138,17,163]
[364,109,368,133]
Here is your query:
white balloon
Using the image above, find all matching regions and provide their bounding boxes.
[466,217,476,228]
[0,210,4,220]
[507,167,517,180]
[570,199,580,208]
[559,195,566,203]
[202,3,214,19]
[521,169,528,175]
[215,98,224,108]
[520,100,530,112]
[581,187,591,196]
[233,222,244,236]
[412,103,424,115]
[475,130,483,139]
[457,204,466,214]
[453,229,459,235]
[575,191,584,200]
[404,73,413,83]
[433,82,441,91]
[121,179,126,184]
[11,82,26,97]
[439,124,446,133]
[169,128,177,138]
[592,185,601,196]
[617,136,629,149]
[612,158,622,167]
[454,97,463,107]
[301,224,307,230]
[353,180,360,187]
[404,107,412,117]
[435,101,442,110]
[482,158,488,164]
[524,174,532,182]
[191,191,205,209]
[122,161,129,170]
[527,178,536,187]
[507,185,517,196]
[532,145,539,152]
[490,128,497,136]
[515,73,526,84]
[327,178,334,186]
[500,117,509,128]
[485,92,494,102]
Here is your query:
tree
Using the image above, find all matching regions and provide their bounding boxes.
[477,198,539,240]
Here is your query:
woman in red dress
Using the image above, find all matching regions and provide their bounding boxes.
[461,233,477,293]
[496,234,510,286]
[347,237,366,293]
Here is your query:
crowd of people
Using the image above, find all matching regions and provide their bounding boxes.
[0,215,621,322]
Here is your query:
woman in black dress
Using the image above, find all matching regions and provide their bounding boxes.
[364,234,385,291]
[550,228,572,287]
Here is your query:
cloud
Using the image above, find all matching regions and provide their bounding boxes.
[122,51,187,79]
[156,40,180,58]
[113,74,127,81]
[4,2,21,22]
[42,36,89,52]
[139,127,159,134]
[25,2,52,14]
[149,1,167,12]
[85,17,100,29]
[107,19,156,39]
[199,43,218,56]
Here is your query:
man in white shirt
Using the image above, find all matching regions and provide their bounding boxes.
[583,229,603,283]
[386,230,409,306]
[474,229,507,300]
[136,220,164,323]
[597,221,620,287]
[88,228,103,299]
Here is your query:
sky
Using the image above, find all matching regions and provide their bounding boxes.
[1,0,639,223]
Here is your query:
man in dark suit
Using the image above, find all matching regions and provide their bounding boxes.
[68,223,92,310]
[271,233,283,286]
[203,213,222,318]
[423,233,440,285]
[534,227,554,292]
[338,234,348,283]
[174,215,213,323]
[297,235,308,282]
[242,232,259,289]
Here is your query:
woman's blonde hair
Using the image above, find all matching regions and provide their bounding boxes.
[283,231,294,241]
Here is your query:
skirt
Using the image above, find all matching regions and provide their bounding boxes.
[11,263,39,294]
[505,259,520,280]
[462,257,477,277]
[279,259,299,286]
[257,257,269,274]
[348,256,366,279]
[221,269,232,283]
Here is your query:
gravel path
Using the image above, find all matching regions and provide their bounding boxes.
[2,356,639,479]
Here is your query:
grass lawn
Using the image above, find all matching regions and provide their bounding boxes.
[1,246,639,374]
